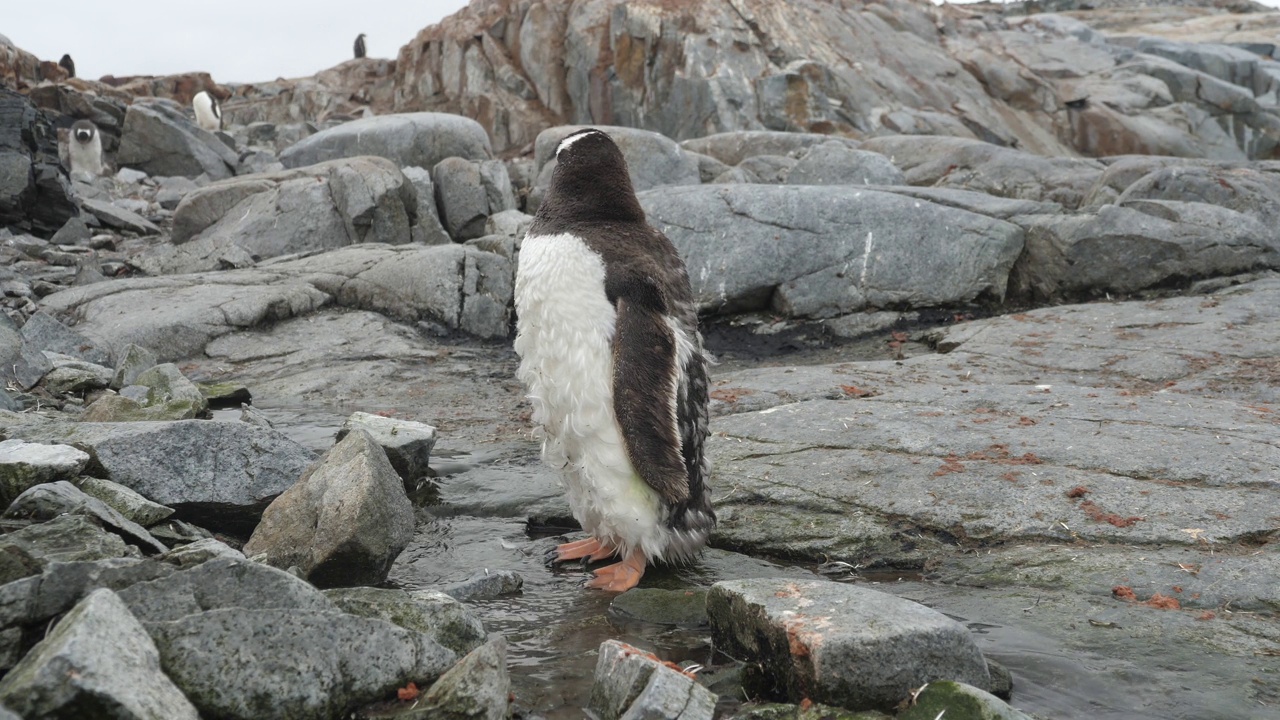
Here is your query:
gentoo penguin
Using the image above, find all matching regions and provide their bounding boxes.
[514,128,715,592]
[68,119,104,180]
[354,33,367,59]
[59,54,75,78]
[192,90,222,132]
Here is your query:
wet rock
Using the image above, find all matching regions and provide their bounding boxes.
[588,639,716,720]
[110,343,157,389]
[610,588,708,627]
[432,157,516,240]
[0,588,200,720]
[786,143,905,186]
[117,557,336,622]
[335,411,438,487]
[157,538,244,568]
[0,515,133,585]
[707,579,990,711]
[18,311,111,366]
[402,165,451,245]
[323,587,486,656]
[195,381,251,408]
[439,569,524,602]
[0,418,316,535]
[79,196,161,236]
[116,99,238,180]
[0,87,79,237]
[279,112,492,170]
[0,557,174,630]
[0,439,89,505]
[861,135,1104,210]
[146,608,456,720]
[243,430,415,587]
[730,704,889,720]
[411,635,510,720]
[897,681,1033,720]
[681,132,861,167]
[638,185,1023,318]
[149,156,417,274]
[41,353,114,394]
[3,481,168,554]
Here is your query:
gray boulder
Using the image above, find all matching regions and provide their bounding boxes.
[116,99,237,180]
[0,439,89,505]
[279,112,492,169]
[402,165,452,245]
[19,311,111,366]
[898,681,1033,720]
[148,156,417,275]
[3,481,168,555]
[439,569,525,603]
[1115,164,1280,229]
[40,353,114,395]
[737,155,797,184]
[786,142,905,186]
[157,538,245,568]
[0,515,133,585]
[0,87,79,237]
[243,430,415,587]
[110,344,158,389]
[412,635,510,720]
[432,157,517,240]
[335,411,437,487]
[0,589,200,720]
[588,639,716,720]
[79,196,161,236]
[146,608,456,720]
[117,557,337,623]
[638,185,1023,317]
[2,419,316,535]
[84,362,209,422]
[323,587,486,656]
[74,476,175,527]
[707,579,990,711]
[0,557,174,630]
[682,131,861,167]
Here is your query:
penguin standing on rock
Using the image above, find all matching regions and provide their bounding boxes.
[59,54,75,78]
[192,90,221,132]
[68,119,104,180]
[354,33,367,59]
[515,128,715,592]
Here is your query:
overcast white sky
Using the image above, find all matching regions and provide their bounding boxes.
[4,0,1280,84]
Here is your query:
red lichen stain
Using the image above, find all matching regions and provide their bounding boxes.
[710,387,755,403]
[933,455,965,476]
[1066,486,1090,499]
[800,698,814,711]
[1018,416,1037,426]
[1143,593,1181,610]
[840,385,875,398]
[1172,586,1183,594]
[1079,500,1143,528]
[397,682,420,701]
[1197,611,1216,621]
[1112,586,1137,601]
[1001,472,1021,484]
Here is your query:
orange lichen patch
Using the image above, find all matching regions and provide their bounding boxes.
[1066,486,1090,499]
[774,583,804,599]
[1001,472,1021,484]
[800,698,814,711]
[1143,593,1181,610]
[1112,586,1137,601]
[621,647,698,679]
[840,385,876,398]
[962,444,1044,465]
[1017,416,1037,426]
[1172,586,1183,594]
[1197,611,1216,621]
[782,616,825,659]
[710,387,755,403]
[397,682,420,701]
[933,455,965,476]
[1079,500,1143,528]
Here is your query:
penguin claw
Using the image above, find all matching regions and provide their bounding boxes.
[548,537,610,564]
[585,550,646,592]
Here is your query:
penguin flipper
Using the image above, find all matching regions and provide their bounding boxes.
[611,295,690,506]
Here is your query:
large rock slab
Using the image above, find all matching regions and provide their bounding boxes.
[19,311,111,366]
[707,579,990,711]
[0,557,174,631]
[146,608,456,720]
[323,587,486,656]
[117,557,337,622]
[786,143,905,186]
[0,515,133,585]
[244,430,415,587]
[116,99,237,180]
[0,439,89,506]
[588,639,716,720]
[431,157,516,240]
[638,185,1024,317]
[75,476,174,527]
[0,417,316,535]
[0,589,199,720]
[681,131,861,167]
[147,156,418,275]
[4,481,168,555]
[279,112,492,169]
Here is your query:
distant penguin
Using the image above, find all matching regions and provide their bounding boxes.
[59,54,75,78]
[192,90,222,132]
[68,119,104,180]
[354,33,367,59]
[515,129,715,592]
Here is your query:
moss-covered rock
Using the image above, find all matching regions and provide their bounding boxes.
[898,681,1034,720]
[324,586,486,656]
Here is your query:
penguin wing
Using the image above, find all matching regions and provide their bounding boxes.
[611,290,691,505]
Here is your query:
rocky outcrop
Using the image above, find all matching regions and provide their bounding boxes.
[0,88,79,237]
[224,58,399,127]
[279,112,492,169]
[115,98,238,180]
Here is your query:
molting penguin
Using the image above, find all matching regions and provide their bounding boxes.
[68,119,104,180]
[192,90,222,132]
[59,54,75,78]
[515,128,715,592]
[354,33,367,59]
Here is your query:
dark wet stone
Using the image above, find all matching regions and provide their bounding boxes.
[609,588,708,627]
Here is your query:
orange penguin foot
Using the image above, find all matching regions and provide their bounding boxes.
[585,549,646,592]
[550,537,615,563]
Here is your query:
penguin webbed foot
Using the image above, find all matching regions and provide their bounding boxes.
[545,536,616,567]
[586,549,646,592]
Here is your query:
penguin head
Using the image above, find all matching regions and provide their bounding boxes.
[71,120,96,144]
[542,128,643,224]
